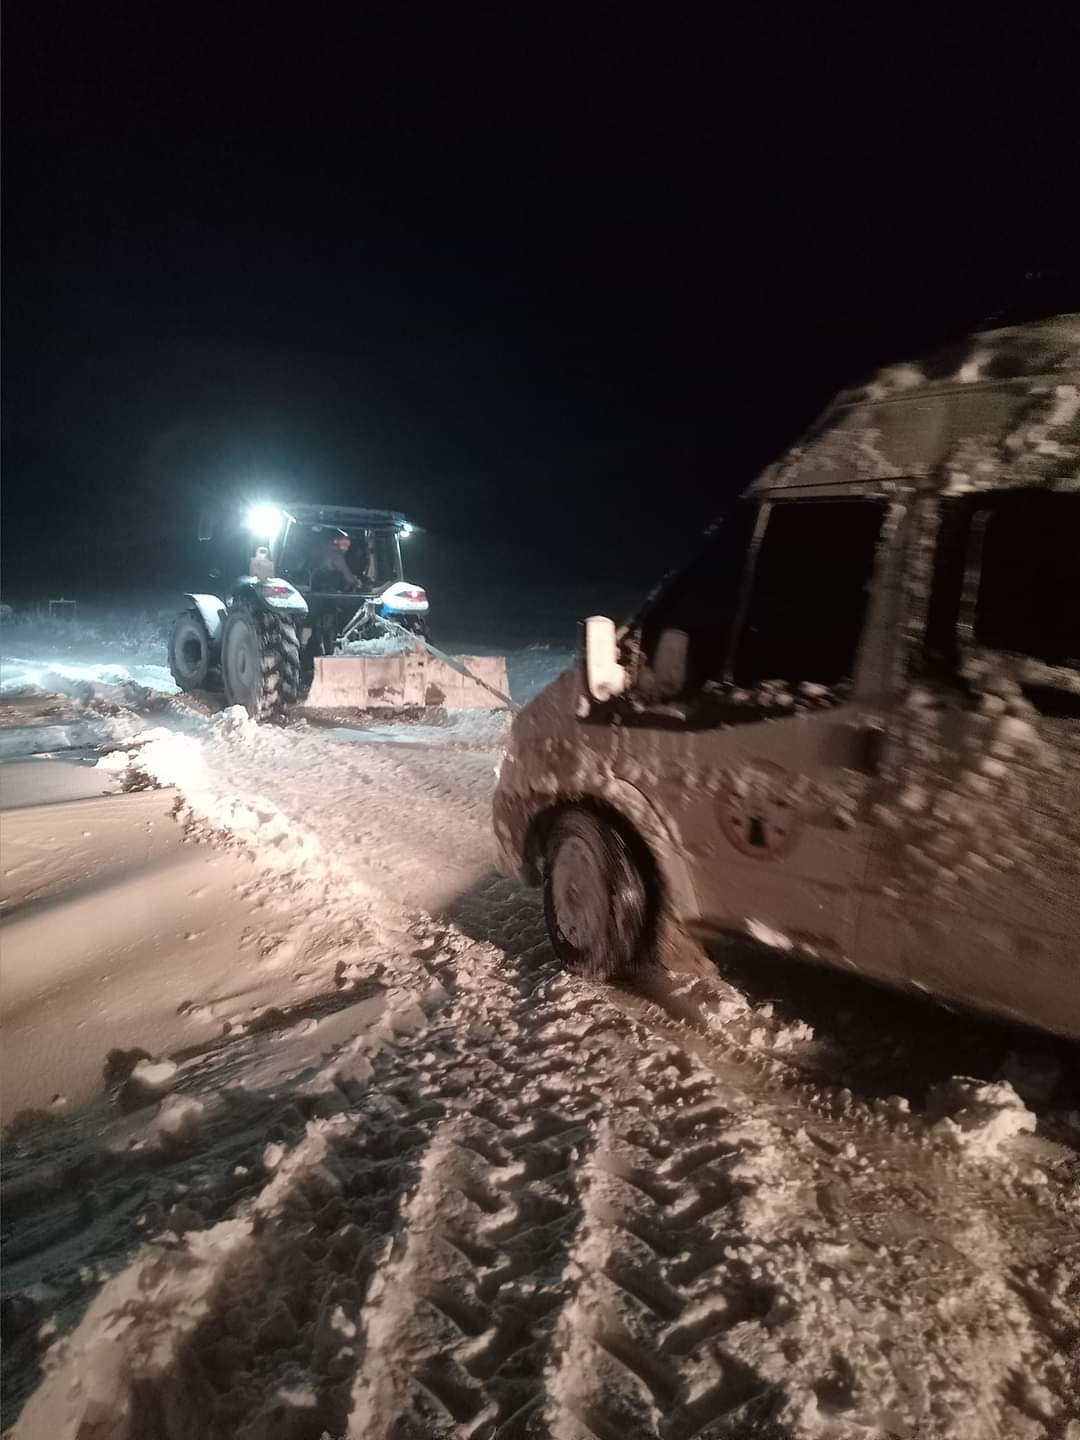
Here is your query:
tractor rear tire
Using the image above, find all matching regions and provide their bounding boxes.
[221,607,301,722]
[168,610,212,692]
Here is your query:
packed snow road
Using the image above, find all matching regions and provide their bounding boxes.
[1,655,1079,1439]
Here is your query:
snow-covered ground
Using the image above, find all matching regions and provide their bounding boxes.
[2,619,1079,1440]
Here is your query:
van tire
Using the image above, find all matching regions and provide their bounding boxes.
[542,809,652,983]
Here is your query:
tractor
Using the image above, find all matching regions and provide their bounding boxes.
[168,501,509,720]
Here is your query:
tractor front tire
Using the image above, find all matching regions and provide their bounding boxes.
[221,607,301,722]
[168,610,212,692]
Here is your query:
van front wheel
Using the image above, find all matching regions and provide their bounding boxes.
[542,809,652,983]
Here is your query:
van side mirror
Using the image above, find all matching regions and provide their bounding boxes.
[584,616,628,703]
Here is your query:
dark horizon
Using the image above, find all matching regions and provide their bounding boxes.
[4,7,1079,601]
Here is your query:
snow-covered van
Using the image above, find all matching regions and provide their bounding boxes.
[494,315,1080,1038]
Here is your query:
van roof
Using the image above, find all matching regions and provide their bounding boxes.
[751,313,1080,498]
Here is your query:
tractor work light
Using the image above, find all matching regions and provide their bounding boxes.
[245,503,285,542]
[400,521,415,538]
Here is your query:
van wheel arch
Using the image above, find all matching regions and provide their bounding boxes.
[526,792,710,979]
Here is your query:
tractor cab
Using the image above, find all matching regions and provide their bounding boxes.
[198,502,416,595]
[265,504,413,598]
[196,499,430,646]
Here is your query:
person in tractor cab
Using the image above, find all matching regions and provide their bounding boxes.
[312,530,361,592]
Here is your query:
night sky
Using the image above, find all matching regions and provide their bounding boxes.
[4,7,1079,601]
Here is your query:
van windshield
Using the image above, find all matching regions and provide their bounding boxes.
[630,497,886,712]
[636,503,758,690]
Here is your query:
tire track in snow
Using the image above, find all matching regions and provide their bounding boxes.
[543,1103,778,1440]
[25,896,1074,1440]
[345,935,631,1438]
[11,921,776,1440]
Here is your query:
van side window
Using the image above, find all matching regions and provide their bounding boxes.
[970,492,1079,669]
[733,500,886,690]
[925,491,1080,681]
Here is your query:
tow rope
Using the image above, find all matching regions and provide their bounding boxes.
[366,613,520,712]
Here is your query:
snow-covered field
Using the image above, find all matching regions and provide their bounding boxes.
[2,618,1079,1440]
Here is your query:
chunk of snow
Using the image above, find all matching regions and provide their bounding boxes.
[217,704,258,738]
[130,1058,177,1092]
[118,1058,179,1110]
[95,748,134,772]
[927,1077,1036,1156]
[338,635,417,657]
[993,715,1038,751]
[147,1095,205,1151]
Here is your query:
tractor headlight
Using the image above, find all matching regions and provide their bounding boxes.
[245,503,284,543]
[400,521,414,538]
